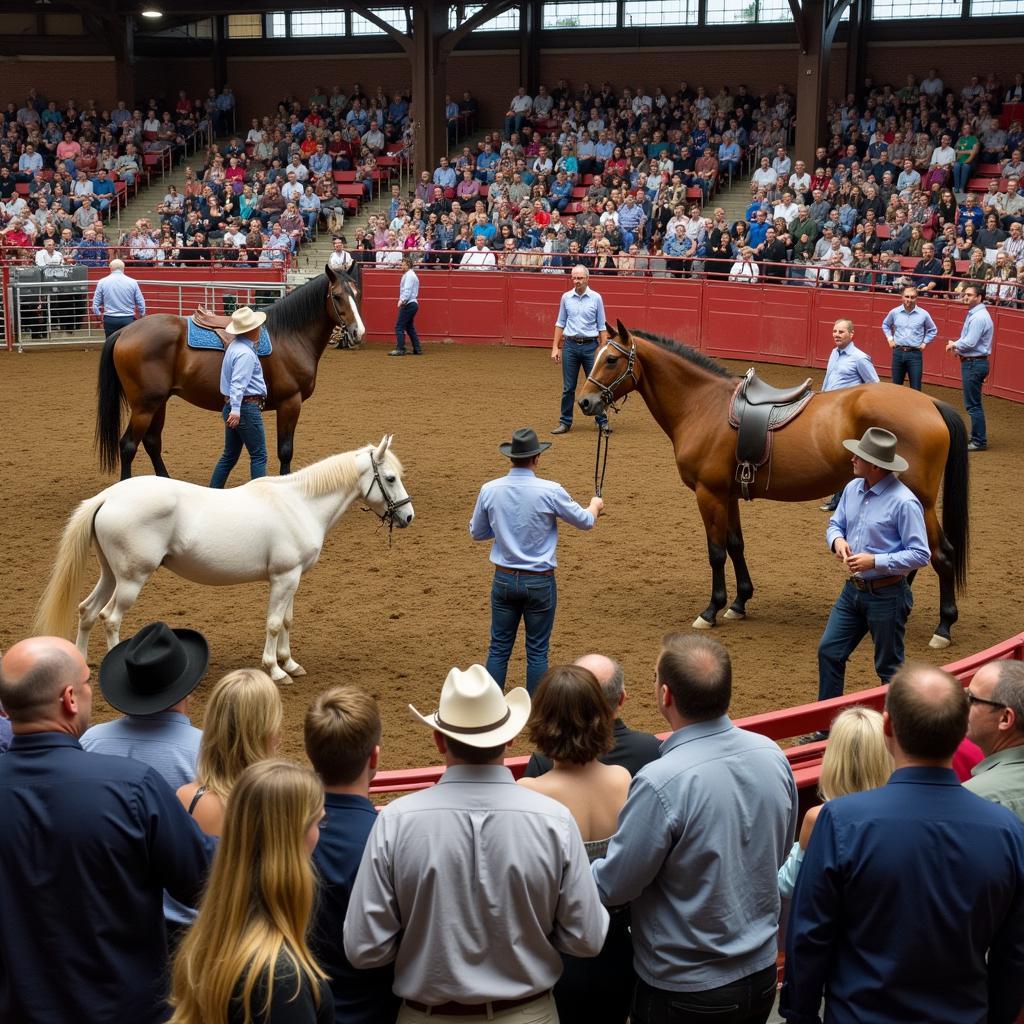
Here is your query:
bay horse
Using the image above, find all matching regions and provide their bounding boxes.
[96,265,364,479]
[35,436,412,682]
[578,322,969,649]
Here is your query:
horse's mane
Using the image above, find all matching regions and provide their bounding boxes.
[265,274,330,333]
[273,446,404,498]
[630,329,735,380]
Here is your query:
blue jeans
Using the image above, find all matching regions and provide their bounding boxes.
[102,314,134,339]
[892,347,923,390]
[632,967,777,1024]
[961,357,988,446]
[209,402,268,487]
[560,339,608,429]
[818,579,912,701]
[486,570,556,695]
[395,301,421,353]
[951,159,973,192]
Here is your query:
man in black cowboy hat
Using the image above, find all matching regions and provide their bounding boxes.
[470,427,605,695]
[809,427,931,740]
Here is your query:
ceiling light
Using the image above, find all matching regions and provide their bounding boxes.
[140,8,163,17]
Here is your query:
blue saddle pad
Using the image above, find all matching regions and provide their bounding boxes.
[187,318,272,357]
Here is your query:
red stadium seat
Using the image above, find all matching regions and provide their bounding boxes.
[967,177,995,192]
[975,162,1003,176]
[571,186,587,198]
[333,170,356,183]
[875,223,891,239]
[564,201,583,214]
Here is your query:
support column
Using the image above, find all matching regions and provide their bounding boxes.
[519,0,540,94]
[212,15,228,94]
[409,2,448,172]
[794,0,827,162]
[845,0,869,101]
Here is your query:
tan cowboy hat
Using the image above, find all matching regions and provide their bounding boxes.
[842,427,909,473]
[225,306,267,334]
[409,665,530,748]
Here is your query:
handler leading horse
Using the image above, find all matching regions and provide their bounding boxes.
[578,322,968,649]
[96,265,364,479]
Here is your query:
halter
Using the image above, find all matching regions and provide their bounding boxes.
[586,337,639,414]
[328,284,351,330]
[363,452,413,546]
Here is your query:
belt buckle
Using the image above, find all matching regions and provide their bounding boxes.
[852,577,868,591]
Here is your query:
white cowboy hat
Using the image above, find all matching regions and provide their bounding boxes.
[409,665,530,748]
[225,306,268,335]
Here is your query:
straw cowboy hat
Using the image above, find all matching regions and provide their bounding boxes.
[498,427,552,460]
[225,306,267,335]
[409,664,530,748]
[842,427,909,473]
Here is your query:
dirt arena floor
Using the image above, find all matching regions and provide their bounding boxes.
[1,341,1020,771]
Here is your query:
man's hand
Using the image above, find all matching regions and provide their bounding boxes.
[887,336,896,348]
[551,346,562,364]
[227,411,241,428]
[845,552,876,574]
[832,538,852,562]
[589,495,605,518]
[946,340,958,352]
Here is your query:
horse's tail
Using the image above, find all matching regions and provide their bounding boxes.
[96,329,126,475]
[934,399,969,594]
[33,492,106,639]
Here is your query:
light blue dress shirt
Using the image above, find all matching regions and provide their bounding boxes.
[826,473,931,579]
[822,341,879,391]
[953,303,994,356]
[219,339,268,413]
[398,268,419,305]
[555,286,606,338]
[469,467,594,570]
[91,270,146,318]
[881,305,938,348]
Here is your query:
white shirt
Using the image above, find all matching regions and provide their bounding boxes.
[729,260,760,282]
[34,248,64,267]
[510,94,533,114]
[930,146,955,167]
[329,248,353,273]
[459,246,497,270]
[789,172,811,194]
[773,202,799,223]
[752,167,777,188]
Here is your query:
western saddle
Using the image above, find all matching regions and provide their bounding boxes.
[191,305,237,348]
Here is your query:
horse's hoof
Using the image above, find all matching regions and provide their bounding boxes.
[692,615,715,630]
[283,661,306,677]
[724,609,745,620]
[928,634,951,650]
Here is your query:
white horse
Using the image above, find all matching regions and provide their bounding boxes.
[34,436,413,682]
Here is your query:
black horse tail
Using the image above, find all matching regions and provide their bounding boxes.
[934,399,969,594]
[96,329,126,475]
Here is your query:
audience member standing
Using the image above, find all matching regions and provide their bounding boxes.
[344,665,608,1024]
[882,284,937,390]
[593,635,797,1024]
[91,257,146,338]
[0,635,211,1024]
[470,428,604,695]
[390,253,422,356]
[781,665,1024,1024]
[304,687,400,1024]
[945,282,994,451]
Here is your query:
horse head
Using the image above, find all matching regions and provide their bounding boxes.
[324,263,366,344]
[361,434,414,530]
[578,319,643,419]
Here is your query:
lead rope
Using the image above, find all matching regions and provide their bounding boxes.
[594,427,611,498]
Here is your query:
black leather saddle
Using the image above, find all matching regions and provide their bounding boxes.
[729,369,814,500]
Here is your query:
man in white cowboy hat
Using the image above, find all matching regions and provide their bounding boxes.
[344,664,608,1024]
[209,305,269,488]
[470,427,605,695]
[809,426,931,740]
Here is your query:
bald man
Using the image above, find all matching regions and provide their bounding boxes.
[0,636,211,1024]
[523,652,661,777]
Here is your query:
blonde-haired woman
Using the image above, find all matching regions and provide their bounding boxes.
[779,706,892,898]
[169,760,331,1024]
[177,668,283,836]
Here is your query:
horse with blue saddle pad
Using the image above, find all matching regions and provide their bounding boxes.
[96,265,364,480]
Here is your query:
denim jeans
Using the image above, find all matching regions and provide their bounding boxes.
[817,579,912,701]
[631,967,777,1024]
[395,301,421,353]
[961,357,988,446]
[951,159,973,192]
[209,402,268,488]
[102,314,134,339]
[891,347,923,390]
[560,339,607,429]
[486,571,557,695]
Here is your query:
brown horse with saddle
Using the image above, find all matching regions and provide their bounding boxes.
[578,321,968,649]
[96,266,363,479]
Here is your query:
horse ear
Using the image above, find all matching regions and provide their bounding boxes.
[616,319,629,340]
[606,321,616,337]
[374,434,389,461]
[324,263,337,283]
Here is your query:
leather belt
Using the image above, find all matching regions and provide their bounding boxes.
[404,993,549,1017]
[957,354,987,361]
[851,575,904,592]
[564,335,598,343]
[223,395,266,409]
[495,566,554,576]
[895,345,921,352]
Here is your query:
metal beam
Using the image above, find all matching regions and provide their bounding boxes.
[787,0,808,52]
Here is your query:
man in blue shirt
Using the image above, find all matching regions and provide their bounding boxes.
[0,634,212,1024]
[306,686,400,1024]
[390,253,421,356]
[945,282,994,451]
[209,305,269,487]
[781,664,1024,1024]
[551,265,610,434]
[882,285,938,391]
[813,428,932,724]
[469,427,604,693]
[91,257,146,338]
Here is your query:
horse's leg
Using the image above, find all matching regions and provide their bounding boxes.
[924,507,958,649]
[99,571,153,650]
[276,593,306,677]
[75,553,116,660]
[275,396,302,476]
[692,484,730,629]
[263,569,301,682]
[141,402,171,478]
[723,496,755,620]
[119,405,160,481]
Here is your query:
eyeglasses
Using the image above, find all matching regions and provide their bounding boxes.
[966,690,1006,710]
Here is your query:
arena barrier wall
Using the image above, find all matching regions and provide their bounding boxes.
[359,268,1024,403]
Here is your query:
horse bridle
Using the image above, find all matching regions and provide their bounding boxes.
[364,453,412,545]
[586,337,639,414]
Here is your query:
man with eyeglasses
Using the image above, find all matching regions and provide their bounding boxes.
[964,661,1024,823]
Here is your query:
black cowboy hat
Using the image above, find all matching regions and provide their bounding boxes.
[498,427,552,460]
[98,622,209,715]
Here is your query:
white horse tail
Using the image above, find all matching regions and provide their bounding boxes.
[34,492,106,638]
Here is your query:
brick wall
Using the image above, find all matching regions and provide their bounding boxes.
[864,41,1024,88]
[446,51,519,130]
[0,57,120,107]
[134,58,213,112]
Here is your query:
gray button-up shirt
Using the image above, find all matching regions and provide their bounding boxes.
[592,717,797,992]
[344,763,608,1004]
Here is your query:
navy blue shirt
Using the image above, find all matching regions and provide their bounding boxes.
[0,733,213,1024]
[311,793,399,1024]
[781,767,1024,1024]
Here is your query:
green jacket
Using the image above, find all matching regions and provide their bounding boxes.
[964,744,1024,824]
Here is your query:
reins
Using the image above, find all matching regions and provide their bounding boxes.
[585,336,639,498]
[594,426,611,498]
[361,452,412,548]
